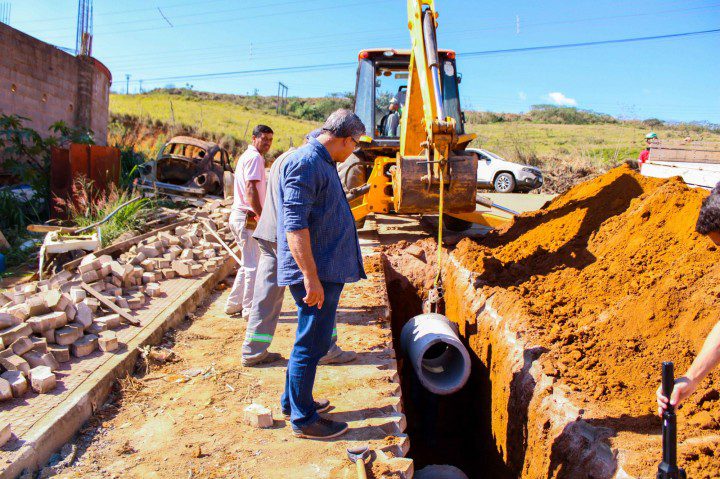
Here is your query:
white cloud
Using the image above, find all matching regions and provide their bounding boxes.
[518,91,527,101]
[545,92,577,106]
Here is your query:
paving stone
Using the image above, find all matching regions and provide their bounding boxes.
[127,297,144,310]
[10,336,34,356]
[41,329,56,344]
[161,269,177,280]
[98,331,118,352]
[115,297,130,309]
[0,423,10,447]
[172,260,193,277]
[49,345,70,363]
[146,283,162,297]
[156,258,171,269]
[1,370,28,397]
[71,334,98,357]
[55,324,83,346]
[95,314,121,329]
[27,311,65,333]
[140,259,155,272]
[39,352,60,371]
[80,269,100,283]
[65,304,77,321]
[0,313,22,329]
[69,287,86,303]
[0,355,30,376]
[77,254,99,274]
[26,296,50,316]
[29,366,56,393]
[243,403,274,428]
[130,252,147,266]
[0,378,12,401]
[180,249,194,260]
[190,264,204,276]
[138,245,160,258]
[21,351,45,368]
[87,281,105,292]
[42,290,63,310]
[0,323,32,346]
[54,293,72,312]
[75,302,93,329]
[30,336,48,353]
[84,298,100,312]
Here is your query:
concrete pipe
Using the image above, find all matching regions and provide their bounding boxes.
[400,313,471,395]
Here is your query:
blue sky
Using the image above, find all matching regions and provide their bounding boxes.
[6,0,720,122]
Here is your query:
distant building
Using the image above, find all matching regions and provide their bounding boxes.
[0,22,111,146]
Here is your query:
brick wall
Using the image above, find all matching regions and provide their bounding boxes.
[0,23,111,145]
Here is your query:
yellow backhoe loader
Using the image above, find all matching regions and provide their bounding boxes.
[342,0,510,232]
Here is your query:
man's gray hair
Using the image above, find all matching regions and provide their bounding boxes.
[321,109,366,139]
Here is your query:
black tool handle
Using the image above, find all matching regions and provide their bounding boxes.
[657,362,687,479]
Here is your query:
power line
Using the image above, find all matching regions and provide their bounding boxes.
[459,28,720,58]
[128,27,720,86]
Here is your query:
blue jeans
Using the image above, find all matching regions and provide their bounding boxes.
[281,280,345,429]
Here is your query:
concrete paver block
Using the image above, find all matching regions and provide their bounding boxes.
[0,313,22,329]
[0,323,32,346]
[146,283,161,297]
[75,302,93,329]
[29,366,56,394]
[1,371,28,397]
[95,314,121,329]
[0,355,30,376]
[10,336,34,356]
[71,334,99,357]
[81,269,100,283]
[69,287,86,303]
[30,336,48,354]
[0,423,11,447]
[0,378,12,401]
[49,345,70,363]
[27,311,66,333]
[243,403,274,428]
[55,324,83,346]
[26,296,49,317]
[98,331,118,352]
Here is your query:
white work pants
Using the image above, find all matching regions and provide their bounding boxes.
[226,211,260,312]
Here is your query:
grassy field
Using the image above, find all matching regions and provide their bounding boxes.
[110,92,320,154]
[110,91,720,169]
[468,121,720,168]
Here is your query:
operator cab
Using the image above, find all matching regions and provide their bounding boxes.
[354,48,465,152]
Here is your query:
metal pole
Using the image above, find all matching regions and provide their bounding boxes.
[125,74,130,94]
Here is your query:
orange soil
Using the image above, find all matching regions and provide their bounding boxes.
[454,165,719,476]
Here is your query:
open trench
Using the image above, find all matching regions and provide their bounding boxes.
[380,240,618,479]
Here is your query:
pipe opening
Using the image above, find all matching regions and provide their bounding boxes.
[420,340,467,391]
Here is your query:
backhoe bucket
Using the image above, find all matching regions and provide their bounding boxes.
[393,153,477,214]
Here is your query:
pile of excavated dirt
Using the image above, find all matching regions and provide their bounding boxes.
[455,165,719,477]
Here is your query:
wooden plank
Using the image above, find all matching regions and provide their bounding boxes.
[80,282,141,326]
[62,219,192,273]
[199,220,241,265]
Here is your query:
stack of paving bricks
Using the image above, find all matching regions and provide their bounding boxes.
[0,199,234,444]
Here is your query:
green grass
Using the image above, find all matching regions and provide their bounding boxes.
[466,122,720,167]
[110,92,320,154]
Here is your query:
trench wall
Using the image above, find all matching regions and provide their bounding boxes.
[0,22,110,147]
[442,252,620,478]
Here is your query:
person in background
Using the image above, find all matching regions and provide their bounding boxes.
[241,129,358,367]
[638,132,657,164]
[379,97,400,137]
[225,125,273,316]
[657,182,720,415]
[277,109,366,439]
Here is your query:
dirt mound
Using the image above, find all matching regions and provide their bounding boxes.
[455,165,719,476]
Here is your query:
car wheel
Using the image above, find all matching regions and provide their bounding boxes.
[223,171,234,199]
[494,172,515,193]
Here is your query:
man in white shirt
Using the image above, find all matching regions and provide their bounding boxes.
[225,125,274,316]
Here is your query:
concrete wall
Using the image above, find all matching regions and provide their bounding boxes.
[0,22,111,145]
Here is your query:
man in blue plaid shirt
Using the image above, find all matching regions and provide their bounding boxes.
[277,109,366,439]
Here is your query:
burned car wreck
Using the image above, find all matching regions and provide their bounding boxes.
[138,136,233,198]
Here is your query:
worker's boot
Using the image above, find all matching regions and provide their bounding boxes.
[292,417,348,440]
[282,399,331,420]
[241,351,282,367]
[319,347,357,365]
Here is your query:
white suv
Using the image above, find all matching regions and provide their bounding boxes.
[466,148,543,193]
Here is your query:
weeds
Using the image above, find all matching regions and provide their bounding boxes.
[55,177,152,247]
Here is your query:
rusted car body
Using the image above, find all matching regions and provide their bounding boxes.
[138,136,233,197]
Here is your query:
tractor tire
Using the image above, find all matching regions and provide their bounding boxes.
[223,171,234,200]
[338,153,368,229]
[443,215,473,232]
[494,172,516,193]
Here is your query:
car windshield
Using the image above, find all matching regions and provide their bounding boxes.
[481,150,504,161]
[163,143,208,159]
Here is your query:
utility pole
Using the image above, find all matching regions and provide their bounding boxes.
[76,0,93,56]
[139,80,143,93]
[125,74,130,94]
[276,82,288,115]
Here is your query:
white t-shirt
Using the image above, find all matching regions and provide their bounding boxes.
[232,145,267,216]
